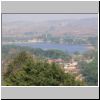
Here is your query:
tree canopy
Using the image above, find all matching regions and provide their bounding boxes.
[79,50,98,86]
[3,51,84,86]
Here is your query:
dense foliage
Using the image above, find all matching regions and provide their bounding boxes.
[79,50,98,86]
[3,51,84,86]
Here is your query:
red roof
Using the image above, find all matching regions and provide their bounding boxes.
[48,59,64,63]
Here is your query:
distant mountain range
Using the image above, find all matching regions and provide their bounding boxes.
[2,18,98,37]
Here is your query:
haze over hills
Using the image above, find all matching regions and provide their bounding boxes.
[2,18,98,37]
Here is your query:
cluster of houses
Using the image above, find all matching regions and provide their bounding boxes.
[48,58,84,81]
[48,58,79,74]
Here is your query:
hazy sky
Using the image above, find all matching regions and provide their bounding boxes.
[2,14,98,23]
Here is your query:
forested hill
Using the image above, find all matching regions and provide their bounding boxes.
[2,45,98,86]
[2,51,84,86]
[2,45,71,61]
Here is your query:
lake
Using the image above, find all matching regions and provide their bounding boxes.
[17,42,90,53]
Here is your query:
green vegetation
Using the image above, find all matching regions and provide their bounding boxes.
[2,45,98,86]
[2,45,70,60]
[87,36,98,46]
[79,50,98,86]
[3,51,84,86]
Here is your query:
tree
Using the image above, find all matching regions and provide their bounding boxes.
[3,51,84,86]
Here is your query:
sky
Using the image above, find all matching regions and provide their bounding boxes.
[2,14,98,23]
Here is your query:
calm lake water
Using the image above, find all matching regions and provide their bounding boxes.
[17,42,89,53]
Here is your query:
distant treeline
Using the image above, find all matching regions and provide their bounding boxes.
[2,45,71,60]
